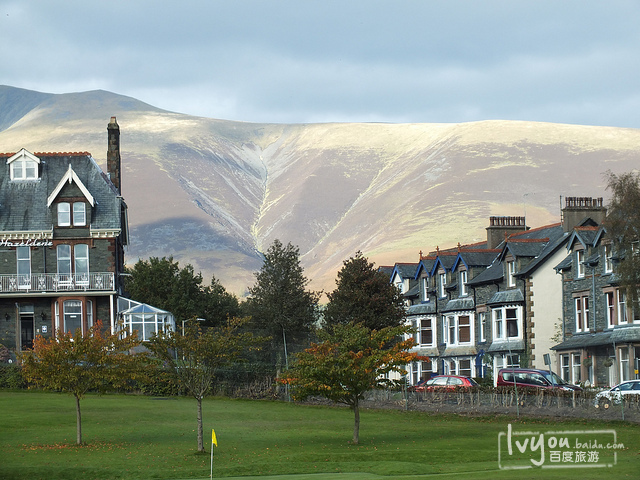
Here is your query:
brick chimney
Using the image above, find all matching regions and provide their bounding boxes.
[486,216,528,249]
[107,117,121,194]
[561,196,606,232]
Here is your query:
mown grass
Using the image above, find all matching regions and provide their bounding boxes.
[0,390,638,480]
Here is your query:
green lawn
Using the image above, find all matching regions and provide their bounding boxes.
[0,391,638,480]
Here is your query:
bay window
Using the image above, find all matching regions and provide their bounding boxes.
[492,306,521,340]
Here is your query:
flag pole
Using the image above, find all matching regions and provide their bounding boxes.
[210,428,217,479]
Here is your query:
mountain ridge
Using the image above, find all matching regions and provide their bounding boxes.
[1,85,639,295]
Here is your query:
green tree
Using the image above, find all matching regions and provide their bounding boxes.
[605,170,640,309]
[124,256,240,326]
[245,240,320,368]
[20,321,145,445]
[147,317,264,452]
[323,251,405,331]
[279,323,417,444]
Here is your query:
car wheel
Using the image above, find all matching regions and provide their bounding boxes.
[597,397,611,409]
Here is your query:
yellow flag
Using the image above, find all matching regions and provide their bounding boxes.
[212,428,218,447]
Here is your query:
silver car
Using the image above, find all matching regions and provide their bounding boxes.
[594,380,640,408]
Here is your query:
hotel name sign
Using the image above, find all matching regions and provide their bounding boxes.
[0,239,54,248]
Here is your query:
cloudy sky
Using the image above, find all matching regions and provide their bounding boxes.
[2,1,639,127]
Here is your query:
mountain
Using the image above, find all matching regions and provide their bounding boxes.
[1,85,639,295]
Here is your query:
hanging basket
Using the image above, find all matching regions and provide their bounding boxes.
[582,357,592,367]
[603,357,614,368]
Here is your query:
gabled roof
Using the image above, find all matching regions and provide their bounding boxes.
[451,249,500,271]
[429,251,458,275]
[390,262,418,282]
[47,164,95,207]
[567,225,600,251]
[466,260,504,286]
[378,266,394,279]
[6,148,41,165]
[414,256,436,279]
[0,151,124,234]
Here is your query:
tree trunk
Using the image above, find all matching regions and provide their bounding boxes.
[197,396,204,452]
[352,398,360,444]
[75,394,82,445]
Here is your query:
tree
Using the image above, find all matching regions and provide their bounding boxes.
[147,317,264,452]
[124,256,240,326]
[20,321,144,445]
[323,251,405,331]
[606,171,640,309]
[279,323,417,444]
[245,240,320,368]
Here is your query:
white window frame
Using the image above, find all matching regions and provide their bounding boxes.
[459,270,468,296]
[16,246,31,289]
[507,261,516,287]
[605,290,616,328]
[58,202,71,226]
[492,305,522,340]
[63,300,83,335]
[57,244,72,283]
[74,244,89,285]
[604,244,613,273]
[574,295,589,333]
[10,157,38,180]
[571,353,581,384]
[576,250,585,278]
[421,276,429,302]
[73,202,86,226]
[445,312,474,346]
[479,311,487,342]
[560,354,571,382]
[419,317,435,347]
[620,348,630,382]
[439,272,447,298]
[617,289,627,325]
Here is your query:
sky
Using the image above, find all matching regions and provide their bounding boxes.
[1,1,640,127]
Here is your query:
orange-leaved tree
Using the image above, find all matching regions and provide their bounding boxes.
[20,321,145,445]
[279,322,417,444]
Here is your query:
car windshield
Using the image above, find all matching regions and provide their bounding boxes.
[543,371,568,386]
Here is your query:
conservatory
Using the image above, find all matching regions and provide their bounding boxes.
[120,302,175,341]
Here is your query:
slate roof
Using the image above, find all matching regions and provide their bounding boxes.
[406,302,436,315]
[487,289,524,305]
[0,151,124,234]
[391,262,418,280]
[551,331,612,350]
[554,254,573,272]
[442,297,475,312]
[466,261,503,286]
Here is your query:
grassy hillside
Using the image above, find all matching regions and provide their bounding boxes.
[1,86,639,294]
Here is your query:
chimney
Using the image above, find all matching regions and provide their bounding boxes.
[561,196,606,232]
[486,216,528,249]
[107,117,121,194]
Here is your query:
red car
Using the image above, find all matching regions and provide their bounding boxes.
[421,375,478,391]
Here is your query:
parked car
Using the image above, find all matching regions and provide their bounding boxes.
[594,380,640,408]
[496,368,583,392]
[420,375,478,392]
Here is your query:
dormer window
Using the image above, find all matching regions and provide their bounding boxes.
[58,201,87,227]
[7,149,40,181]
[73,202,86,226]
[459,270,468,296]
[576,250,585,278]
[507,261,516,287]
[58,203,71,226]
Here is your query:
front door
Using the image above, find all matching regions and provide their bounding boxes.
[20,315,34,350]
